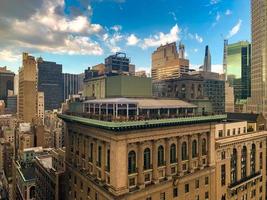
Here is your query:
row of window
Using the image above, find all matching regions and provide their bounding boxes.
[128,139,207,174]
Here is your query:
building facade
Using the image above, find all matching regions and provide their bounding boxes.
[0,67,15,105]
[105,52,130,76]
[203,45,211,72]
[226,41,251,104]
[63,73,83,101]
[247,0,267,115]
[18,53,38,123]
[151,42,189,82]
[37,58,63,110]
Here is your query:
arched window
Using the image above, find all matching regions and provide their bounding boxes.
[182,142,188,160]
[170,144,176,163]
[202,138,207,155]
[231,148,237,183]
[144,148,151,170]
[158,145,165,166]
[192,140,198,158]
[128,151,136,174]
[250,144,256,174]
[241,146,247,178]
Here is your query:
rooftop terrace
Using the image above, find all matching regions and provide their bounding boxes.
[59,114,227,131]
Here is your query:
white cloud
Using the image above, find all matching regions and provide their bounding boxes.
[212,64,223,73]
[0,0,104,56]
[141,24,180,49]
[103,31,123,53]
[225,9,232,16]
[0,50,20,62]
[210,0,220,5]
[216,12,221,22]
[169,12,177,21]
[193,48,198,52]
[195,34,203,43]
[111,25,122,32]
[227,19,242,39]
[127,34,140,46]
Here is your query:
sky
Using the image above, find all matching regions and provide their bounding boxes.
[0,0,250,74]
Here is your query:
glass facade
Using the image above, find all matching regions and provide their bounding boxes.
[227,41,251,102]
[37,59,63,110]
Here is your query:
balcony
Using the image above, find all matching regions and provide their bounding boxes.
[228,171,261,190]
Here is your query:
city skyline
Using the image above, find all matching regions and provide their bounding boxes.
[0,0,250,74]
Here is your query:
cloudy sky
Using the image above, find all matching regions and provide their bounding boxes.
[0,0,250,74]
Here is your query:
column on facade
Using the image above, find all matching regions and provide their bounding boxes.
[165,139,171,177]
[92,139,97,175]
[188,135,193,171]
[152,142,159,183]
[237,147,241,180]
[246,147,251,177]
[99,103,101,115]
[255,144,259,172]
[198,133,203,169]
[113,104,115,117]
[93,103,96,114]
[106,104,108,116]
[115,104,118,118]
[137,142,144,187]
[126,104,129,119]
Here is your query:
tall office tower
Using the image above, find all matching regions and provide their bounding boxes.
[247,0,267,115]
[226,41,251,103]
[223,39,228,80]
[63,73,83,101]
[203,45,211,72]
[0,67,15,104]
[151,42,189,82]
[105,52,130,76]
[18,53,38,123]
[37,57,63,110]
[37,92,44,122]
[179,42,185,59]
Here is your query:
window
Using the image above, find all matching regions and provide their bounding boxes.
[231,149,237,183]
[90,143,93,161]
[158,145,165,166]
[144,148,151,170]
[146,197,152,200]
[260,152,263,169]
[192,140,197,158]
[202,139,207,155]
[106,149,110,172]
[221,151,225,160]
[182,142,188,160]
[218,130,223,137]
[128,151,136,174]
[241,146,247,178]
[221,164,226,186]
[160,192,165,200]
[238,128,241,134]
[173,187,178,197]
[95,192,98,200]
[227,129,230,136]
[97,146,102,167]
[195,179,199,189]
[170,144,176,163]
[233,128,236,135]
[205,192,209,200]
[250,144,256,174]
[205,177,209,185]
[185,184,189,193]
[87,187,91,196]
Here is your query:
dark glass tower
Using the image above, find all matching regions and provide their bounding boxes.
[37,58,63,110]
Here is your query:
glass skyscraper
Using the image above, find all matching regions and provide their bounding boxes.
[226,41,251,102]
[37,58,63,110]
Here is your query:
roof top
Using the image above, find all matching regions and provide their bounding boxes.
[84,98,197,109]
[227,112,262,122]
[37,156,53,170]
[20,166,35,181]
[59,114,226,131]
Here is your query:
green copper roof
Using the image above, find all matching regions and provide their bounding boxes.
[58,114,227,131]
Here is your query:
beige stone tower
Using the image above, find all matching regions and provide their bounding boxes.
[18,53,38,123]
[247,0,267,115]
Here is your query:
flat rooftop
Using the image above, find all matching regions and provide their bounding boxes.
[59,114,227,131]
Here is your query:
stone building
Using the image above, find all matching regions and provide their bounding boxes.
[59,98,227,200]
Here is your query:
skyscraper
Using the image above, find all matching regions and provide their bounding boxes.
[37,57,63,110]
[247,0,267,115]
[226,41,251,103]
[0,67,15,104]
[63,73,83,101]
[151,42,189,81]
[203,45,211,72]
[18,53,38,123]
[105,52,130,76]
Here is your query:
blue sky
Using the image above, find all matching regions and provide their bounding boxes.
[0,0,250,74]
